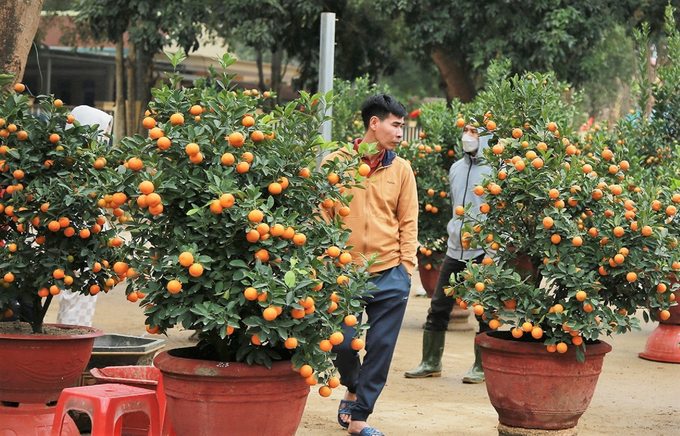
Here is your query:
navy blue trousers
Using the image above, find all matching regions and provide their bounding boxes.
[425,255,490,333]
[333,264,411,422]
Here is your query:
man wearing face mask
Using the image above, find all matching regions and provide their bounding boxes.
[405,123,491,383]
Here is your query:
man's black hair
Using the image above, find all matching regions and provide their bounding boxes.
[361,94,407,129]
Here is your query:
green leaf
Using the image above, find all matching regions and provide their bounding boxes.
[284,271,296,287]
[232,269,246,282]
[165,50,187,68]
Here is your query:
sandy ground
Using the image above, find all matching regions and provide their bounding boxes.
[45,273,679,436]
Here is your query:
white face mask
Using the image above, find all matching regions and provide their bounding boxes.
[462,134,479,153]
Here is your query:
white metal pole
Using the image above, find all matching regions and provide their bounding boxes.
[46,53,52,95]
[318,12,335,147]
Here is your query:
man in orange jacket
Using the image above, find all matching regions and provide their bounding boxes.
[323,94,418,436]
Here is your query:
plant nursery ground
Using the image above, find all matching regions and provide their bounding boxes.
[45,273,678,436]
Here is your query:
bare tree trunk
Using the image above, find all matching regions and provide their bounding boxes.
[0,0,44,85]
[256,50,266,92]
[431,47,476,104]
[270,47,283,105]
[114,39,126,142]
[126,41,137,137]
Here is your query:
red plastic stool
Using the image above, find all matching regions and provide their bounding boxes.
[50,383,161,436]
[89,366,176,436]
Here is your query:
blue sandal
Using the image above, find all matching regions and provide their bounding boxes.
[337,399,355,428]
[352,427,385,436]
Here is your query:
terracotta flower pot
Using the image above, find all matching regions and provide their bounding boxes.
[639,290,680,363]
[418,264,441,297]
[639,323,680,363]
[154,347,310,436]
[476,331,612,431]
[417,251,444,298]
[0,324,101,436]
[0,324,103,404]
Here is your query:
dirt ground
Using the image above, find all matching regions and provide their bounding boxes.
[45,273,679,436]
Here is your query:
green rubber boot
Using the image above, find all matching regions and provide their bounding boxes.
[462,343,485,383]
[404,330,446,378]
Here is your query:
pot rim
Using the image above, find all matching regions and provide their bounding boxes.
[154,347,298,376]
[476,330,613,356]
[0,323,104,340]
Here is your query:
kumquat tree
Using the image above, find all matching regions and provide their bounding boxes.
[112,52,377,393]
[0,73,126,333]
[398,101,462,269]
[449,65,677,361]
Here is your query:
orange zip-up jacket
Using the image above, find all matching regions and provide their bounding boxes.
[322,146,418,275]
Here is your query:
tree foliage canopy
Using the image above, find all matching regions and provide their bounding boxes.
[75,0,207,57]
[27,0,680,115]
[203,0,401,92]
[375,0,639,99]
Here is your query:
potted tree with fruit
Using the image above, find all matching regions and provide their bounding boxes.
[398,139,449,295]
[450,67,677,435]
[617,12,680,363]
[397,101,462,296]
[599,112,680,364]
[0,74,125,433]
[113,52,376,436]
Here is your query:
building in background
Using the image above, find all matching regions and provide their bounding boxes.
[22,13,301,111]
